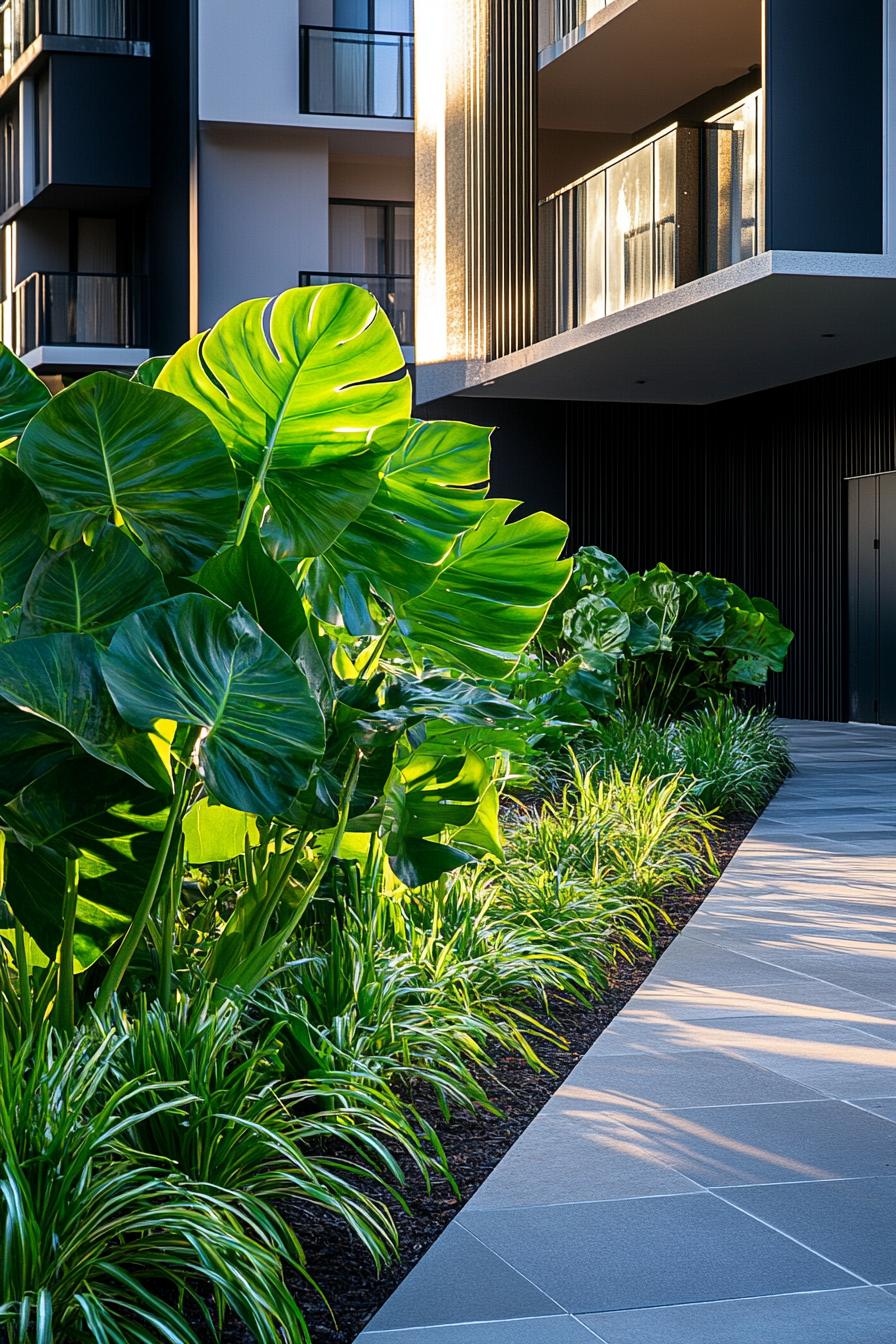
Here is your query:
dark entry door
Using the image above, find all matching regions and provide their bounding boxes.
[848,472,896,724]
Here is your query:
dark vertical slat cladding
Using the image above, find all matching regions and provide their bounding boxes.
[565,358,896,721]
[486,0,536,360]
[148,0,195,354]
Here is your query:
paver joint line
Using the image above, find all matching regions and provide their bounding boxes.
[356,724,896,1339]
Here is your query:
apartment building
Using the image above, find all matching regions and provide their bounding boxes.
[0,0,415,379]
[415,0,896,723]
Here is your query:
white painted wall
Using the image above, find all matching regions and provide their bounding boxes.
[197,124,330,327]
[198,0,301,125]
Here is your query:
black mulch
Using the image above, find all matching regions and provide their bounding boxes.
[226,812,755,1344]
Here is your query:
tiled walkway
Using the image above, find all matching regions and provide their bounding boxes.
[357,722,896,1343]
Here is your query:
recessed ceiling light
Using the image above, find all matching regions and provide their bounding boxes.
[635,378,646,385]
[820,332,837,339]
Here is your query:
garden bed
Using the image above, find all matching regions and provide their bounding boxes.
[249,811,756,1344]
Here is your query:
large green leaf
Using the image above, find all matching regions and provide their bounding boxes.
[158,285,412,558]
[0,343,50,458]
[195,531,306,654]
[307,419,492,621]
[0,458,48,617]
[562,594,630,657]
[397,500,572,677]
[19,525,167,639]
[381,745,492,887]
[0,634,172,793]
[17,372,238,575]
[101,594,326,816]
[182,797,260,864]
[1,758,168,968]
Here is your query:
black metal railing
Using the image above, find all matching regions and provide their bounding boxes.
[1,0,148,73]
[298,271,414,346]
[12,271,149,354]
[299,25,413,119]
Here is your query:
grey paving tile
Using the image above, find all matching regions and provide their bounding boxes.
[362,1225,562,1332]
[739,950,896,1011]
[854,1097,896,1123]
[560,1048,819,1109]
[593,1016,889,1057]
[591,1099,896,1188]
[465,1103,701,1210]
[722,1177,896,1284]
[460,1193,857,1314]
[627,975,896,1025]
[643,941,797,990]
[578,1287,896,1344]
[360,1318,596,1342]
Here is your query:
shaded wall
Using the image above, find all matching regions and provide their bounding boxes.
[565,359,896,721]
[428,356,896,721]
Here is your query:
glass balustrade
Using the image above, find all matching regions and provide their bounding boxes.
[538,92,761,339]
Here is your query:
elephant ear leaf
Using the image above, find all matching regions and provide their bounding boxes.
[131,355,169,387]
[0,633,172,793]
[1,758,169,969]
[101,594,326,817]
[195,530,306,654]
[19,525,167,639]
[0,343,50,460]
[0,458,48,621]
[158,284,412,559]
[397,500,572,678]
[17,371,238,575]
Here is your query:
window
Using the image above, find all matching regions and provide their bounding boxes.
[1,107,18,214]
[34,68,49,191]
[333,0,412,32]
[329,200,413,277]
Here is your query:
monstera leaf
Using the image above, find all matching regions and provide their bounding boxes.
[0,634,172,793]
[381,745,493,887]
[17,372,238,575]
[307,419,492,620]
[1,758,168,968]
[101,595,326,816]
[158,285,412,559]
[131,356,169,387]
[397,500,572,678]
[195,531,306,655]
[0,343,50,458]
[19,526,167,639]
[0,458,48,618]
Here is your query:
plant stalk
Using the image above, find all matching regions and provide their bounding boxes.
[56,858,80,1033]
[95,746,195,1017]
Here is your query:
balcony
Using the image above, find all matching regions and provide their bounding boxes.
[299,271,413,348]
[12,271,148,358]
[1,0,148,74]
[538,93,761,339]
[299,25,413,119]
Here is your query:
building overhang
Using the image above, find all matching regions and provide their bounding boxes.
[415,252,896,407]
[22,346,151,375]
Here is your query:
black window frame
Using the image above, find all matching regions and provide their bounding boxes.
[328,197,414,277]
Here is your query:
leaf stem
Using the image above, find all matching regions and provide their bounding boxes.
[55,858,80,1033]
[95,740,196,1017]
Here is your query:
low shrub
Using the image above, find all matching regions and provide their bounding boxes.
[581,702,792,816]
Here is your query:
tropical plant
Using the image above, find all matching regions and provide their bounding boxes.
[579,702,792,815]
[0,283,570,1025]
[533,546,794,722]
[0,1023,312,1343]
